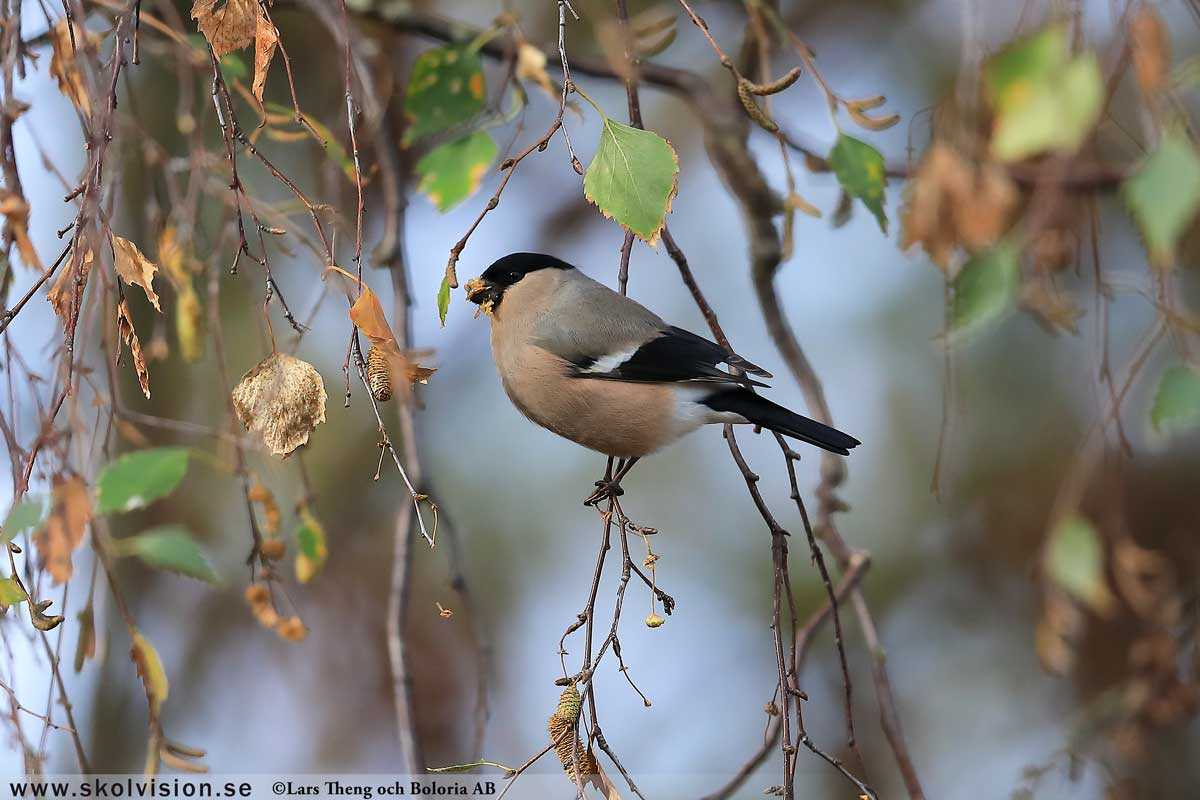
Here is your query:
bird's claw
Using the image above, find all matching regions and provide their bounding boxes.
[583,479,625,506]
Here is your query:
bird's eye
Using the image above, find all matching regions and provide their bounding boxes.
[508,271,521,281]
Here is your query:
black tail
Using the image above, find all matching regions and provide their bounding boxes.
[702,389,861,456]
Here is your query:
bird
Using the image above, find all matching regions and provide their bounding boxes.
[465,252,860,503]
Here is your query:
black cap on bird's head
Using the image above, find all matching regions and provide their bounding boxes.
[465,252,574,309]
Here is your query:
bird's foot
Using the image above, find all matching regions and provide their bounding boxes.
[583,478,625,507]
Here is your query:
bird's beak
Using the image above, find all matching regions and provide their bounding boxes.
[464,276,500,307]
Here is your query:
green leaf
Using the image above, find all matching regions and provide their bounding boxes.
[828,134,888,233]
[1122,131,1200,269]
[417,131,497,212]
[294,509,328,584]
[1150,365,1200,436]
[114,526,219,584]
[1045,515,1113,613]
[96,448,190,514]
[985,26,1104,161]
[949,242,1020,341]
[437,274,452,327]
[984,25,1068,100]
[403,44,486,145]
[583,117,679,245]
[0,577,27,610]
[2,497,45,544]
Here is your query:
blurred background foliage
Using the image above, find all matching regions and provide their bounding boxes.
[2,0,1200,798]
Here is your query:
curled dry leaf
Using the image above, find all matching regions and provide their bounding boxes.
[49,17,94,116]
[900,143,1019,275]
[231,352,327,457]
[47,246,94,321]
[33,475,92,585]
[0,190,41,271]
[117,299,152,399]
[112,235,161,311]
[252,11,278,104]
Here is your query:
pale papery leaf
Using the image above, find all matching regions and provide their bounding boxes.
[231,352,327,457]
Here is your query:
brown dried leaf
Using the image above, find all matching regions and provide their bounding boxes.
[0,190,41,271]
[231,352,327,457]
[900,143,1018,273]
[33,475,92,585]
[49,17,93,116]
[1130,8,1169,97]
[191,0,257,59]
[117,299,152,398]
[112,235,161,311]
[47,247,94,321]
[252,11,278,104]
[349,286,396,345]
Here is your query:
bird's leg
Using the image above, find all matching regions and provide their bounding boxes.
[584,457,640,506]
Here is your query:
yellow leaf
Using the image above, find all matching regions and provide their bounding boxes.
[130,629,169,720]
[112,235,161,312]
[191,0,257,59]
[231,352,327,457]
[0,190,41,271]
[252,11,278,104]
[157,227,188,285]
[117,299,152,398]
[175,287,204,363]
[158,228,204,362]
[33,475,92,585]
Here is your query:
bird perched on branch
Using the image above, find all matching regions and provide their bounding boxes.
[465,252,859,504]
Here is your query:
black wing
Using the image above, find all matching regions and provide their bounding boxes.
[567,326,772,387]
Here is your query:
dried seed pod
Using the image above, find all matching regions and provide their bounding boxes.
[547,684,597,780]
[367,344,392,402]
[554,683,582,723]
[736,79,779,133]
[743,67,802,96]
